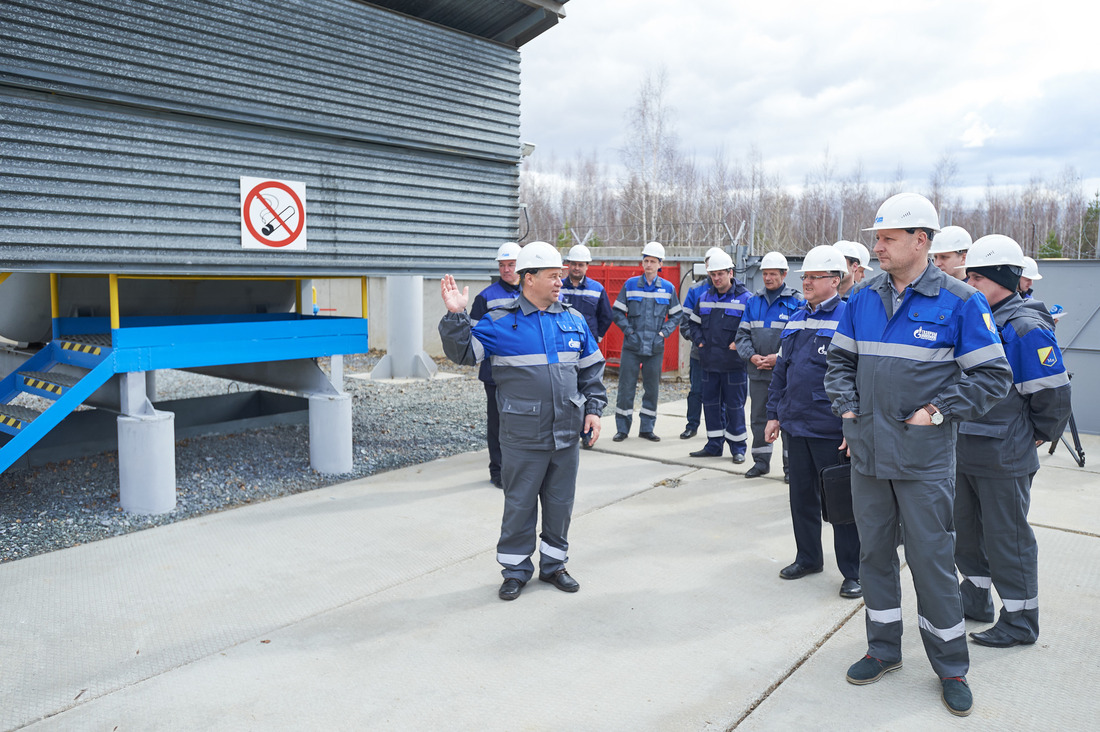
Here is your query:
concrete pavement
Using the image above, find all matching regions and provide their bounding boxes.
[1,397,1097,730]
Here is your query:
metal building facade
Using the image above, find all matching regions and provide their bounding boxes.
[0,0,549,277]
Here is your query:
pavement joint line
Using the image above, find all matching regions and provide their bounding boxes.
[587,447,787,477]
[1032,522,1100,539]
[727,598,867,731]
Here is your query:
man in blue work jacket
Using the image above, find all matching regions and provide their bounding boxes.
[825,192,1012,718]
[439,241,606,602]
[611,241,684,442]
[559,244,613,341]
[953,235,1071,649]
[679,247,724,440]
[765,245,860,599]
[470,242,523,488]
[686,250,752,462]
[736,250,803,479]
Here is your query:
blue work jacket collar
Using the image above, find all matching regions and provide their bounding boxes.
[805,293,842,315]
[516,294,564,316]
[868,261,941,299]
[755,284,800,299]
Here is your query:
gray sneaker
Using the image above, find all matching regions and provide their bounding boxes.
[941,676,973,717]
[846,654,902,685]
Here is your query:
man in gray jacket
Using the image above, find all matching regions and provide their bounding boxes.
[953,235,1071,648]
[825,193,1012,718]
[439,241,607,602]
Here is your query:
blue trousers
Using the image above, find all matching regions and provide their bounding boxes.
[700,369,747,456]
[685,357,702,431]
[616,347,663,434]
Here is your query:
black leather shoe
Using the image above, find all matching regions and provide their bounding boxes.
[840,578,863,598]
[731,453,746,464]
[779,562,823,580]
[538,569,580,593]
[498,578,526,601]
[612,432,627,442]
[490,475,503,489]
[783,473,789,484]
[970,626,1034,648]
[689,448,720,458]
[638,431,661,442]
[679,428,697,439]
[744,464,769,478]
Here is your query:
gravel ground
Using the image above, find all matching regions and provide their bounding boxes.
[0,352,689,563]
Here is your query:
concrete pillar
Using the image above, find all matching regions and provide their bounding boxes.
[370,275,437,379]
[117,372,176,514]
[118,411,176,514]
[309,393,353,474]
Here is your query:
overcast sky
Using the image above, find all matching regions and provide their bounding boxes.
[519,0,1100,199]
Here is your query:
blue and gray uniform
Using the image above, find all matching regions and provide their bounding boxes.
[612,274,683,435]
[470,279,521,483]
[825,263,1012,679]
[560,275,614,339]
[686,280,752,457]
[954,294,1071,643]
[768,294,860,578]
[681,280,710,433]
[439,295,606,582]
[736,284,803,471]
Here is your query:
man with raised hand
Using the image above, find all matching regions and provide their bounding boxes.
[439,242,606,602]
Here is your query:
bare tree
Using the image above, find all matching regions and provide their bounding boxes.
[619,67,681,244]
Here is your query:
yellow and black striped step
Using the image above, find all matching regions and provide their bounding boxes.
[0,404,42,431]
[19,370,82,395]
[57,333,111,356]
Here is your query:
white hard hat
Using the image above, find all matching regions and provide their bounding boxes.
[963,235,1025,271]
[565,244,592,263]
[929,225,972,255]
[705,246,724,262]
[864,193,941,233]
[706,250,734,272]
[516,241,563,272]
[833,240,861,263]
[851,241,874,272]
[759,251,788,271]
[496,242,521,261]
[1021,256,1043,280]
[798,245,848,275]
[642,241,666,260]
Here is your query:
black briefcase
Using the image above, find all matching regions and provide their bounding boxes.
[819,455,855,525]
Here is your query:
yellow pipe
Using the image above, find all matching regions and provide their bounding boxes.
[109,274,120,330]
[0,272,11,286]
[361,277,368,320]
[50,273,60,319]
[295,279,302,315]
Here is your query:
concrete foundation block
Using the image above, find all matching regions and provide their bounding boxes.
[118,410,176,515]
[309,393,353,474]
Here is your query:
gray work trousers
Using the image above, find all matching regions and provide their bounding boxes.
[852,470,969,679]
[616,347,662,434]
[748,377,787,473]
[496,441,580,582]
[954,471,1039,642]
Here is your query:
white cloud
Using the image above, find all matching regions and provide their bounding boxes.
[961,114,997,148]
[520,0,1100,190]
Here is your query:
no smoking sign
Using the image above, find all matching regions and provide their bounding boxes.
[240,176,308,250]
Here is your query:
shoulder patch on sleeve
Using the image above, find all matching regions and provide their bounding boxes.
[1038,346,1058,367]
[983,313,996,333]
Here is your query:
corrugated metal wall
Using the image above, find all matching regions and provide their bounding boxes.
[0,0,522,277]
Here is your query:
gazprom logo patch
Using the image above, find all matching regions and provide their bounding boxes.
[913,326,937,341]
[568,339,580,349]
[779,314,789,320]
[1038,346,1058,367]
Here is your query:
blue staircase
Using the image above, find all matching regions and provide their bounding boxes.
[0,334,117,473]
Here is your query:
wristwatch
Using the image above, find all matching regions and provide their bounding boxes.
[923,404,944,426]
